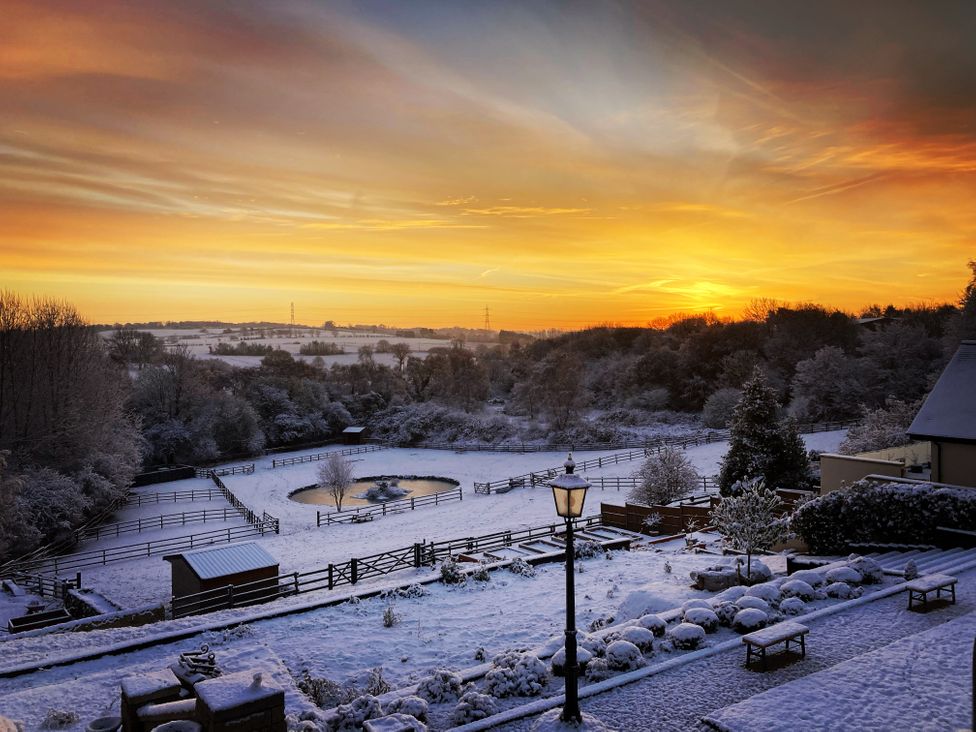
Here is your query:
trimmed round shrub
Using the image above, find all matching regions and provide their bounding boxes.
[584,657,612,682]
[383,696,429,723]
[788,569,826,587]
[328,695,382,730]
[417,669,463,703]
[484,654,549,698]
[847,555,883,584]
[713,601,739,627]
[453,692,498,725]
[745,582,781,605]
[637,614,667,637]
[578,633,607,657]
[735,596,770,613]
[714,585,749,603]
[681,599,712,612]
[605,640,645,670]
[682,607,719,633]
[550,646,593,676]
[825,581,860,600]
[825,566,862,585]
[667,623,706,650]
[732,608,768,633]
[620,626,655,653]
[780,597,806,615]
[780,579,817,601]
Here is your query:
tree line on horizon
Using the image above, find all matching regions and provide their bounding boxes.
[0,262,973,562]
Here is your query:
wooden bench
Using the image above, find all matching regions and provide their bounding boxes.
[742,621,809,671]
[906,573,957,611]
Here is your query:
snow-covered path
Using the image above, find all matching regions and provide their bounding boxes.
[498,566,975,732]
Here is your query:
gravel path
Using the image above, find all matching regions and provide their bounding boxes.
[498,567,975,731]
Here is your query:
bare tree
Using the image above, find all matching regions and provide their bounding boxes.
[389,342,412,373]
[317,453,354,512]
[629,446,700,506]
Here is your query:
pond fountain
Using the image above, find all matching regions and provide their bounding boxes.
[289,475,459,508]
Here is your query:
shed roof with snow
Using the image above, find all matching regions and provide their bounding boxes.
[908,340,976,443]
[164,542,277,580]
[342,426,366,434]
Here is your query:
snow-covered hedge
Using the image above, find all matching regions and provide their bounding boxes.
[620,626,656,652]
[825,582,860,600]
[550,646,594,676]
[792,480,976,553]
[452,692,498,725]
[824,567,862,585]
[780,597,805,615]
[713,601,739,627]
[369,403,518,446]
[667,623,705,650]
[605,640,645,670]
[484,653,549,697]
[732,608,768,633]
[788,569,825,587]
[780,579,817,601]
[745,583,781,605]
[682,607,719,633]
[637,614,667,637]
[383,695,429,722]
[416,670,463,703]
[325,694,382,731]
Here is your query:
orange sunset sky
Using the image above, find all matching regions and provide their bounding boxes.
[1,1,974,329]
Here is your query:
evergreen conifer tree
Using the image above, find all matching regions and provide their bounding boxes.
[718,367,813,495]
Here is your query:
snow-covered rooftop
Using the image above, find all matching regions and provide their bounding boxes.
[164,542,277,580]
[908,340,976,443]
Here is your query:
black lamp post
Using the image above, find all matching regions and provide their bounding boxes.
[550,454,590,724]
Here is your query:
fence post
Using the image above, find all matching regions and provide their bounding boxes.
[328,563,334,590]
[351,558,358,584]
[413,543,422,568]
[411,497,416,510]
[317,511,321,528]
[459,487,463,501]
[227,585,234,608]
[76,572,82,590]
[293,572,299,595]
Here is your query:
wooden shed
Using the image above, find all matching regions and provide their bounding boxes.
[342,426,368,444]
[164,542,278,599]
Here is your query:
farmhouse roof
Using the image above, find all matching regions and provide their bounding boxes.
[164,542,277,580]
[908,340,976,443]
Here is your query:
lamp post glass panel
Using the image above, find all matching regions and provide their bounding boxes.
[550,454,589,724]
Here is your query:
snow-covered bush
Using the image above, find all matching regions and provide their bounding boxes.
[575,539,605,559]
[439,558,465,585]
[578,633,607,657]
[584,657,612,682]
[839,398,921,455]
[735,596,770,613]
[732,608,768,633]
[296,671,355,709]
[484,654,549,697]
[286,712,321,732]
[667,623,705,650]
[792,479,976,553]
[745,582,781,605]
[364,667,391,697]
[713,585,749,603]
[384,695,429,723]
[637,614,667,637]
[416,669,463,703]
[620,626,656,652]
[605,640,645,670]
[375,713,426,731]
[788,569,826,587]
[550,646,594,676]
[471,562,491,582]
[780,579,817,601]
[40,710,79,730]
[713,601,739,627]
[682,607,719,633]
[452,692,498,725]
[383,605,400,628]
[825,582,860,600]
[628,446,700,506]
[681,599,712,612]
[825,567,862,585]
[780,597,805,615]
[325,694,382,731]
[904,559,919,581]
[508,557,536,578]
[847,555,883,584]
[369,403,518,446]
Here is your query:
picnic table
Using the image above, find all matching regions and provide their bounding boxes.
[906,573,957,611]
[742,621,809,671]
